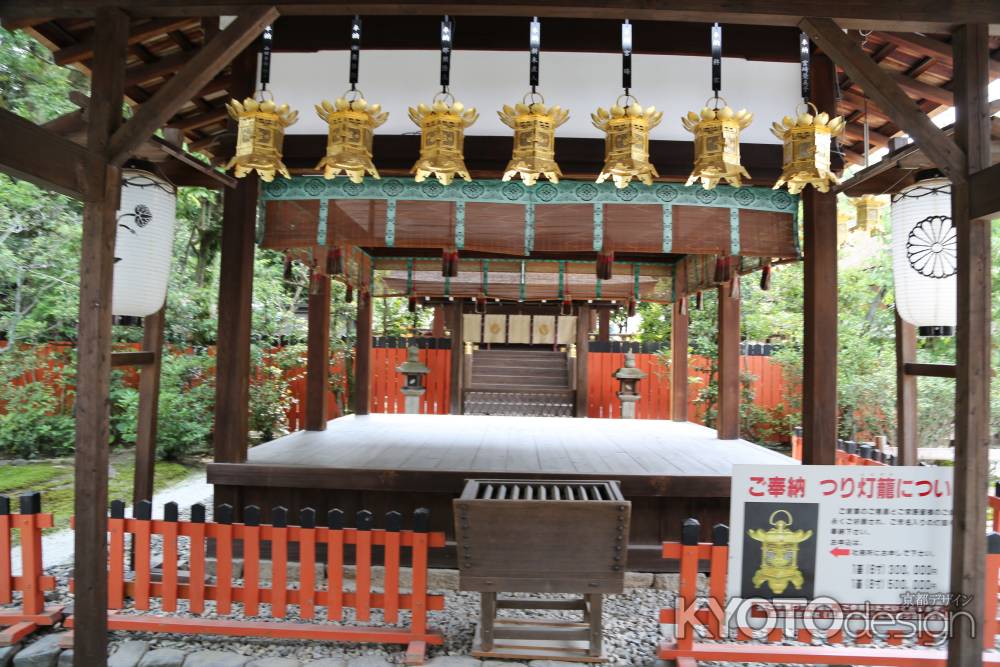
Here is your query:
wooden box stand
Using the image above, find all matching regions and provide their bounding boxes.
[454,479,630,663]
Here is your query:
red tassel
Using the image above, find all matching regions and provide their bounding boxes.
[730,276,741,299]
[627,298,637,318]
[345,285,354,303]
[327,247,343,275]
[596,252,614,280]
[309,272,323,296]
[283,254,293,282]
[561,298,572,316]
[442,249,459,278]
[713,256,734,284]
[679,296,688,317]
[408,296,417,313]
[475,297,486,314]
[695,291,703,310]
[760,264,772,291]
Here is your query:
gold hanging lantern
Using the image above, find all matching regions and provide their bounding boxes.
[746,509,813,595]
[851,193,888,233]
[224,96,298,182]
[409,94,478,186]
[499,95,569,186]
[682,100,752,190]
[771,103,845,194]
[592,96,663,189]
[314,92,389,182]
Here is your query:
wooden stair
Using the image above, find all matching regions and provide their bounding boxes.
[465,349,574,417]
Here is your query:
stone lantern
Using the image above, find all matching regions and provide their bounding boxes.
[396,346,429,414]
[613,352,647,419]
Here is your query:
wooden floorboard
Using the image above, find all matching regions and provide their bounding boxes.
[239,414,794,477]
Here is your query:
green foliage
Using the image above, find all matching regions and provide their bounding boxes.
[0,348,75,458]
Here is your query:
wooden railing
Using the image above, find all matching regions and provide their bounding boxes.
[0,493,65,645]
[658,518,1000,666]
[790,429,894,465]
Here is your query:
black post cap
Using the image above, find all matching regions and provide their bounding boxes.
[413,507,430,533]
[385,511,402,532]
[19,492,41,515]
[327,508,344,530]
[164,502,179,523]
[134,499,152,520]
[989,532,1000,555]
[216,504,233,525]
[681,518,700,546]
[299,507,316,529]
[0,496,9,516]
[110,500,126,519]
[190,503,206,524]
[244,505,261,526]
[271,506,288,528]
[356,509,374,531]
[712,523,730,546]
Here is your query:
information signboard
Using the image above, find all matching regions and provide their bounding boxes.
[727,464,953,606]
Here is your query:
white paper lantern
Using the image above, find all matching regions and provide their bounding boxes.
[890,177,955,335]
[112,169,177,317]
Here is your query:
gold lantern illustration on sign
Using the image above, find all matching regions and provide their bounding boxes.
[682,101,753,190]
[224,97,299,182]
[771,103,845,194]
[499,95,569,186]
[314,93,388,182]
[747,509,813,595]
[592,97,663,189]
[409,95,479,185]
[852,194,888,233]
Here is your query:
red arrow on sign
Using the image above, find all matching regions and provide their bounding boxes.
[831,547,851,557]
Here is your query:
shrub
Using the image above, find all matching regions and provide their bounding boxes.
[0,348,75,458]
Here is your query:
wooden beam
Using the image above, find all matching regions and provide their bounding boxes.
[54,18,197,66]
[801,17,966,180]
[168,107,228,132]
[670,263,688,423]
[716,281,740,440]
[904,362,958,378]
[894,313,918,465]
[354,289,373,415]
[575,303,590,418]
[305,271,331,430]
[3,1,999,32]
[597,309,610,342]
[448,301,464,415]
[801,51,839,466]
[887,70,955,107]
[970,161,1000,219]
[74,8,128,666]
[132,307,165,509]
[106,7,278,167]
[878,31,1000,77]
[0,108,98,199]
[948,23,992,667]
[124,50,197,86]
[110,351,156,366]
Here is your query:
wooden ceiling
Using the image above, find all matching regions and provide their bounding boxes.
[6,15,999,171]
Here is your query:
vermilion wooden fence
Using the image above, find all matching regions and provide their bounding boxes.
[0,493,65,645]
[658,518,1000,665]
[68,500,446,665]
[369,348,451,415]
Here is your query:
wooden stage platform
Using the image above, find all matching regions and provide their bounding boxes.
[207,414,797,570]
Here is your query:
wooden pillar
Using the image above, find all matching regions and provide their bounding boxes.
[801,51,839,465]
[132,306,165,508]
[305,271,331,430]
[212,45,257,466]
[948,23,991,667]
[671,264,689,422]
[431,306,446,338]
[716,282,740,440]
[354,290,373,416]
[449,301,464,415]
[575,303,590,417]
[75,8,127,666]
[597,309,610,342]
[894,312,918,465]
